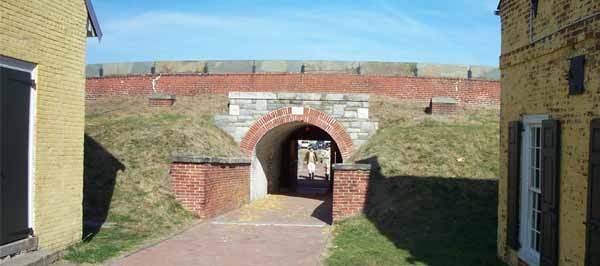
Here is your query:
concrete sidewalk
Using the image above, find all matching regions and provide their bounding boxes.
[110,195,332,266]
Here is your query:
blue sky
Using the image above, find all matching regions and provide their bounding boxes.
[87,0,501,66]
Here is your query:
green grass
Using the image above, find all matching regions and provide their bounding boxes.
[351,97,500,179]
[63,214,148,263]
[68,95,503,264]
[64,95,242,263]
[327,97,504,266]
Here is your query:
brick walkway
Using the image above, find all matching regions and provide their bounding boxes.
[110,194,332,266]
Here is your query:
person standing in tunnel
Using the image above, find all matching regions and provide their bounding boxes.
[304,147,318,180]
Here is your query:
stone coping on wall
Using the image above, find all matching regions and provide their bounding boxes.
[229,92,369,102]
[86,60,500,80]
[148,93,176,100]
[431,96,458,104]
[332,163,372,171]
[171,154,251,165]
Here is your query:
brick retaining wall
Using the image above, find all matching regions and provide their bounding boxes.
[429,96,459,114]
[148,95,176,107]
[170,155,250,218]
[332,164,371,222]
[86,73,500,106]
[431,102,458,114]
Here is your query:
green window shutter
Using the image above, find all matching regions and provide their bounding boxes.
[540,119,560,266]
[507,121,522,249]
[586,119,600,266]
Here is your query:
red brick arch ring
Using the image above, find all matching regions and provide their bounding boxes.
[240,107,354,159]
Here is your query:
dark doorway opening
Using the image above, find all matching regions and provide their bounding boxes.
[297,139,331,195]
[278,125,342,195]
[252,123,342,224]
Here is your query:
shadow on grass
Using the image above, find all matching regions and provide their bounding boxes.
[83,135,125,241]
[329,156,503,266]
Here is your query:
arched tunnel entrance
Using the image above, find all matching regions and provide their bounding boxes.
[251,122,343,200]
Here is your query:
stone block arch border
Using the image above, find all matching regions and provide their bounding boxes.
[240,107,354,159]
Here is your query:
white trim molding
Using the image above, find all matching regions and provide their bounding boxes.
[0,55,35,73]
[0,55,37,230]
[518,114,549,266]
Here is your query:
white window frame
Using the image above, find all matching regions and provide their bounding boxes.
[519,114,548,266]
[0,55,37,230]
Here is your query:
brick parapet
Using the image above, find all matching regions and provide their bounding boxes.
[332,164,371,222]
[86,73,501,106]
[431,102,458,114]
[170,158,250,219]
[148,98,175,107]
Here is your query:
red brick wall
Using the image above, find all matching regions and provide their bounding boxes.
[148,98,175,107]
[332,168,370,222]
[431,102,458,114]
[86,73,501,106]
[170,162,250,218]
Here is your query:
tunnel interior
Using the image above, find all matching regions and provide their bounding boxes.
[251,122,342,201]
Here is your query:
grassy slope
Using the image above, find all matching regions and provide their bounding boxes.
[64,96,242,263]
[66,95,501,264]
[327,97,503,266]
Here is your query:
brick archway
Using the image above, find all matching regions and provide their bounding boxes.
[240,107,354,159]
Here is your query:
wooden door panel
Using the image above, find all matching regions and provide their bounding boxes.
[0,67,31,245]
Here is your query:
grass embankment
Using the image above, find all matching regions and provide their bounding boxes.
[326,97,503,266]
[64,96,242,263]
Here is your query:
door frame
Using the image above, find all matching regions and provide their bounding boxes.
[0,55,37,231]
[519,114,549,266]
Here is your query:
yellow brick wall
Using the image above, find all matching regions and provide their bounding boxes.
[498,1,600,265]
[0,0,88,250]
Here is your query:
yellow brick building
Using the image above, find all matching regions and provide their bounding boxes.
[0,0,101,253]
[497,1,599,266]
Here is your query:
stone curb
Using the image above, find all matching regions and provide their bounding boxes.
[0,237,38,258]
[171,154,251,165]
[228,92,370,102]
[86,60,501,80]
[332,163,372,171]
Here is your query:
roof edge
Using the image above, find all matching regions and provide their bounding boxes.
[85,0,103,40]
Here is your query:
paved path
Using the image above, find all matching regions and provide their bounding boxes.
[110,194,332,266]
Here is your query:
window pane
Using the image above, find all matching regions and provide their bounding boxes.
[527,125,543,253]
[535,231,541,252]
[536,211,541,231]
[536,148,540,168]
[531,167,536,186]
